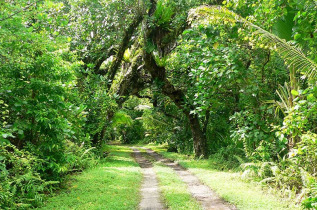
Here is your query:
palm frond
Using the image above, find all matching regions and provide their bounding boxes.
[276,82,293,114]
[265,82,293,116]
[112,111,133,127]
[188,6,317,81]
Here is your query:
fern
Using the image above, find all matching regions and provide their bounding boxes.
[154,0,174,28]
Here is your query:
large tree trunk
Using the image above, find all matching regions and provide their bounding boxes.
[143,46,208,157]
[187,112,207,157]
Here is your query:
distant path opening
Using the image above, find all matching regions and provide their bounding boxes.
[141,147,236,210]
[131,147,165,210]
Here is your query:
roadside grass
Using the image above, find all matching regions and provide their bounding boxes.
[39,145,142,210]
[145,144,301,210]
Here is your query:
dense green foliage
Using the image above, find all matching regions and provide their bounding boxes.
[0,0,316,209]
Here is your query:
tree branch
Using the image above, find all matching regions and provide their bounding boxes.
[107,14,144,89]
[135,93,152,100]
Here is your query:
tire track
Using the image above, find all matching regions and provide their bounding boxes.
[131,147,165,210]
[141,147,236,210]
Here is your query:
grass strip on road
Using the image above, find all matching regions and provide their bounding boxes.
[153,162,203,210]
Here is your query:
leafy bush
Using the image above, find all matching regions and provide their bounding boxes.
[208,145,245,171]
[293,133,317,176]
[230,110,280,161]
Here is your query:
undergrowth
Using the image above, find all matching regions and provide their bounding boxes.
[0,142,98,209]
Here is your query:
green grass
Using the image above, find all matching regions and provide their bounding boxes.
[146,144,302,210]
[39,145,142,210]
[153,162,202,210]
[39,144,301,210]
